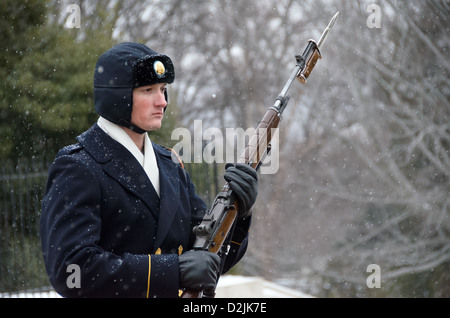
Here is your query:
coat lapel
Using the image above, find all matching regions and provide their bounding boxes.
[77,124,160,219]
[103,154,161,219]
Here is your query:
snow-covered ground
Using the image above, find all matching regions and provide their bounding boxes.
[215,275,313,298]
[0,288,61,298]
[0,275,312,298]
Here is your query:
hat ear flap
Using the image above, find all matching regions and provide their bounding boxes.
[163,90,168,112]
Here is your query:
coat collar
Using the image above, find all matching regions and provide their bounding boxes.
[77,124,181,248]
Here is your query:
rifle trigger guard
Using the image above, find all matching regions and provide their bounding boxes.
[219,244,231,256]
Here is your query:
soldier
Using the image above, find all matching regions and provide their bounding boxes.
[40,42,258,298]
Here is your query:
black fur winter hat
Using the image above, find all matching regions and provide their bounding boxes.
[94,42,175,133]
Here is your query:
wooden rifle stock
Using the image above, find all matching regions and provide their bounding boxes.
[181,12,339,298]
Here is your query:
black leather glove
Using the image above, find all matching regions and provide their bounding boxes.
[179,250,220,292]
[224,163,258,218]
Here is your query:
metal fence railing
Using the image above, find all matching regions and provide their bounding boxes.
[0,158,51,294]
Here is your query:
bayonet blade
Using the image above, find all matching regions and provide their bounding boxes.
[317,11,339,50]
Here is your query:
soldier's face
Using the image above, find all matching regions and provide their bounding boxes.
[131,83,167,131]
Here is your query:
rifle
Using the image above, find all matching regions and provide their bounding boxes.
[181,12,339,298]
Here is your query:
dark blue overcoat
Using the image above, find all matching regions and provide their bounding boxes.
[40,123,250,297]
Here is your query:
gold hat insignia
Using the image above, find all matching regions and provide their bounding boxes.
[153,60,165,77]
